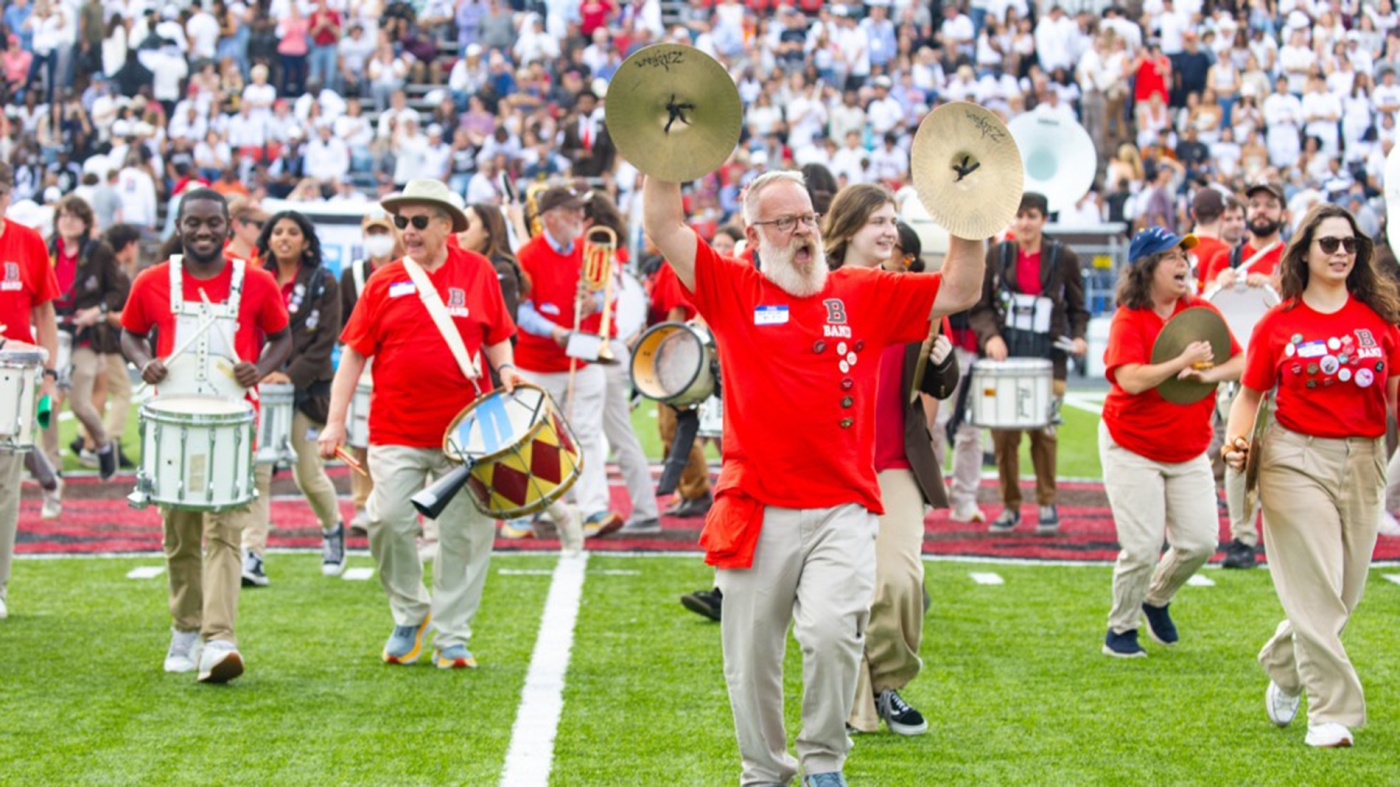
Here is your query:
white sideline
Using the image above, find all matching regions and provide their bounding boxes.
[499,552,589,787]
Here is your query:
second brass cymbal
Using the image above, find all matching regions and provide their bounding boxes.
[909,102,1024,240]
[1151,307,1233,404]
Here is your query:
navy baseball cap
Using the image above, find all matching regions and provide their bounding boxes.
[1129,226,1199,263]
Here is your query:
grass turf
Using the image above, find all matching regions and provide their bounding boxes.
[3,554,1398,784]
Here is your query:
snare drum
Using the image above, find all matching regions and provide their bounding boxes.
[968,359,1054,429]
[443,383,582,519]
[697,394,723,438]
[348,377,372,449]
[1205,282,1279,349]
[0,348,46,452]
[255,382,295,465]
[129,396,256,511]
[630,321,717,408]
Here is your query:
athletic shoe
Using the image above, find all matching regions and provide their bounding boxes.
[197,640,244,684]
[1035,504,1061,535]
[1141,602,1178,645]
[0,596,7,620]
[499,519,536,539]
[1305,722,1353,748]
[802,772,848,787]
[619,517,662,535]
[876,689,929,735]
[117,447,135,469]
[1266,681,1301,727]
[321,523,347,577]
[1103,628,1148,658]
[681,588,722,622]
[97,442,117,480]
[582,511,624,538]
[1221,539,1257,569]
[349,508,370,536]
[1379,511,1400,537]
[669,491,713,518]
[77,448,99,468]
[68,436,85,460]
[949,503,986,523]
[433,644,478,669]
[40,477,62,521]
[164,628,202,673]
[988,508,1020,533]
[383,615,432,664]
[241,550,269,588]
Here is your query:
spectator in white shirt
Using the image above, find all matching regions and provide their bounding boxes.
[513,13,560,66]
[186,4,221,61]
[938,4,976,62]
[193,129,233,181]
[337,22,375,97]
[866,76,904,136]
[867,132,905,184]
[1034,5,1077,74]
[391,115,429,186]
[304,121,350,183]
[116,154,158,229]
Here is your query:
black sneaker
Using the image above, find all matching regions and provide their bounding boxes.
[241,550,269,587]
[117,446,136,469]
[680,587,722,621]
[1141,601,1178,645]
[321,523,346,577]
[97,442,117,480]
[1221,538,1257,569]
[876,689,928,735]
[1103,628,1147,658]
[68,435,86,459]
[670,492,714,519]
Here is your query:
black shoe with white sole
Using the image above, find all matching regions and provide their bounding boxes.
[876,689,928,735]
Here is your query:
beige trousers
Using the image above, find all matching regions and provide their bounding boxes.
[932,347,983,512]
[103,353,132,444]
[1257,425,1381,728]
[367,444,496,648]
[1100,422,1218,634]
[244,410,342,554]
[716,504,878,786]
[164,504,252,644]
[41,346,109,466]
[0,452,24,604]
[601,353,659,520]
[849,469,926,732]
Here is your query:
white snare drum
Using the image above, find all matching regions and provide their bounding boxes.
[697,394,723,438]
[157,352,246,400]
[348,379,372,448]
[0,348,46,452]
[968,359,1054,429]
[130,395,256,511]
[1205,282,1279,350]
[630,321,717,408]
[55,331,73,389]
[255,382,296,465]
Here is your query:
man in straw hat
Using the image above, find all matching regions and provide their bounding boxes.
[642,168,987,786]
[318,179,526,669]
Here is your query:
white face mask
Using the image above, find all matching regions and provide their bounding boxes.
[363,234,395,259]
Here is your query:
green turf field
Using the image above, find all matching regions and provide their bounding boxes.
[3,554,1398,784]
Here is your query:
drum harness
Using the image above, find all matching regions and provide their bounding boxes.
[168,255,245,394]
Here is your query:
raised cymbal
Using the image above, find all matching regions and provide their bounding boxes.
[910,102,1023,240]
[1151,307,1233,404]
[605,44,743,184]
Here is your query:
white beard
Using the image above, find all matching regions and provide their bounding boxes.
[759,234,828,297]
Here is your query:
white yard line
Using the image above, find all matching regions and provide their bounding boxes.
[499,553,589,787]
[1186,574,1216,587]
[1385,574,1400,586]
[1062,392,1106,414]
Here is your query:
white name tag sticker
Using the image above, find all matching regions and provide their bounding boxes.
[1296,340,1327,359]
[754,305,789,326]
[389,282,416,298]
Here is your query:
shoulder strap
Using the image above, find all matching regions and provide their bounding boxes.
[352,258,367,297]
[402,258,481,383]
[998,241,1016,290]
[1230,244,1244,269]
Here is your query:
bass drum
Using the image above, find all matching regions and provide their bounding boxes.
[1204,282,1279,350]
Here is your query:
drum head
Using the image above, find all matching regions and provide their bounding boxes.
[1205,283,1279,350]
[444,383,551,463]
[631,322,707,401]
[146,395,253,416]
[0,347,48,366]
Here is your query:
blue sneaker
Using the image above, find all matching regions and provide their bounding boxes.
[988,508,1020,533]
[1141,602,1178,645]
[803,773,848,787]
[434,644,478,669]
[1103,628,1147,658]
[383,615,431,664]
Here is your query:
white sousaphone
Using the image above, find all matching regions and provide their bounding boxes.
[1007,109,1097,216]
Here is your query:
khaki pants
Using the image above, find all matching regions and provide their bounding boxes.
[244,410,342,555]
[1384,441,1400,513]
[932,347,983,512]
[367,444,495,648]
[518,365,609,516]
[1100,422,1217,634]
[716,504,877,786]
[350,445,374,509]
[850,469,925,732]
[657,401,711,501]
[0,452,24,604]
[103,353,132,445]
[41,346,109,466]
[992,380,1064,509]
[1257,426,1381,728]
[601,350,659,521]
[164,504,251,644]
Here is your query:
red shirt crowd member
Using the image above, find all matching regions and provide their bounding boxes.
[1099,227,1243,660]
[1226,204,1400,750]
[0,161,61,623]
[1186,187,1246,293]
[1202,183,1287,289]
[320,180,522,670]
[644,169,986,786]
[120,188,293,685]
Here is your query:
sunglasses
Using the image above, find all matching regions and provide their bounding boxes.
[243,219,265,229]
[1316,236,1358,254]
[394,214,433,230]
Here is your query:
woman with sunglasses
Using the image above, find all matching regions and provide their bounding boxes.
[1225,203,1400,748]
[225,199,268,263]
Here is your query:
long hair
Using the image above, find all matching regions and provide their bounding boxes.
[582,189,627,239]
[1115,251,1173,310]
[801,163,838,215]
[1278,203,1400,322]
[467,202,516,265]
[823,183,895,270]
[256,210,324,269]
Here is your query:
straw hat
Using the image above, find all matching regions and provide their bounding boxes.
[381,180,470,233]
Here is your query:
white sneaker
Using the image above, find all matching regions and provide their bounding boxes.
[164,628,202,673]
[40,477,63,520]
[0,596,8,619]
[557,505,584,557]
[197,640,244,684]
[1265,681,1301,727]
[1305,722,1353,748]
[1379,511,1400,537]
[949,503,986,524]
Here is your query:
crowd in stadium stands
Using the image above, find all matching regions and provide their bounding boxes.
[0,0,1398,242]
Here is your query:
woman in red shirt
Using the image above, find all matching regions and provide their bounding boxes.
[1099,227,1243,659]
[1225,204,1400,749]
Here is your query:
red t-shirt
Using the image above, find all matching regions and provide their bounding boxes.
[1014,247,1044,296]
[0,220,60,344]
[122,259,289,362]
[1102,297,1241,463]
[53,238,79,311]
[310,9,341,46]
[682,235,943,513]
[1242,297,1400,438]
[646,261,696,326]
[874,342,910,472]
[1191,235,1228,293]
[515,234,583,373]
[1203,241,1283,288]
[340,247,516,448]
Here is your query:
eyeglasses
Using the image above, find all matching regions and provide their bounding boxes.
[1316,236,1358,255]
[394,214,433,230]
[752,213,822,234]
[242,219,265,230]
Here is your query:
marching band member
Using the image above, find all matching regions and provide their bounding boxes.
[643,169,986,786]
[318,180,526,669]
[1225,203,1400,749]
[824,185,959,737]
[1099,227,1243,658]
[969,192,1089,534]
[0,162,60,621]
[242,210,345,586]
[224,199,268,264]
[98,224,140,473]
[121,188,293,683]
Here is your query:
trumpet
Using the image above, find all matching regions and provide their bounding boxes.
[565,225,619,366]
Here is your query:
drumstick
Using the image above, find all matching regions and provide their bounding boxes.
[200,288,259,401]
[133,313,222,395]
[335,446,369,478]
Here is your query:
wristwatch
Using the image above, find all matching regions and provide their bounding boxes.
[43,368,59,380]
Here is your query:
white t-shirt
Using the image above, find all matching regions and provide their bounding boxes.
[186,12,221,60]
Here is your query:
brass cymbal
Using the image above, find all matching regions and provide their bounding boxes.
[1244,390,1271,511]
[1151,307,1233,404]
[909,102,1024,240]
[605,44,743,184]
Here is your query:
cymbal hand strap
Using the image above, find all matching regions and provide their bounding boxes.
[664,95,695,133]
